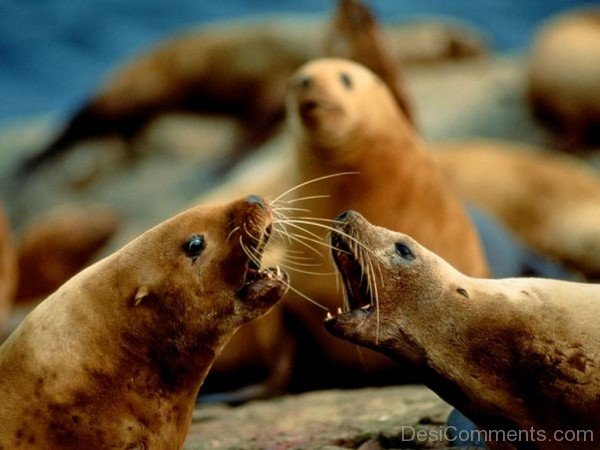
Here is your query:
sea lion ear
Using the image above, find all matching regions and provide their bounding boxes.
[134,286,151,306]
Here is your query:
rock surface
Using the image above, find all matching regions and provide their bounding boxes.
[185,386,457,449]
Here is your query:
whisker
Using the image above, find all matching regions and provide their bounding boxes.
[274,220,323,242]
[226,226,241,243]
[284,282,329,311]
[271,172,359,203]
[284,194,331,204]
[277,219,372,254]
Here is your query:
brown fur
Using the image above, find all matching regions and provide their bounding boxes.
[284,58,488,371]
[0,204,17,333]
[528,9,600,147]
[0,197,288,449]
[434,140,600,278]
[15,204,121,303]
[327,212,600,449]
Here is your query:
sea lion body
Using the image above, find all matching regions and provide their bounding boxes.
[434,140,600,278]
[283,58,487,373]
[327,211,600,449]
[0,197,288,448]
[529,9,600,146]
[23,7,486,171]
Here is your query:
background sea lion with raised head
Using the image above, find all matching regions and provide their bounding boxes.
[326,211,600,449]
[0,195,289,449]
[282,58,488,381]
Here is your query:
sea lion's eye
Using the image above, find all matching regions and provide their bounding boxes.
[183,235,205,259]
[395,242,414,260]
[340,72,353,89]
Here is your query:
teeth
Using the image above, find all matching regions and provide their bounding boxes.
[361,304,371,310]
[326,312,334,321]
[337,307,343,314]
[275,265,281,277]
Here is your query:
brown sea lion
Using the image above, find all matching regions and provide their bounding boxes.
[433,140,600,279]
[326,211,600,450]
[528,8,600,147]
[0,204,17,333]
[282,58,488,377]
[15,204,121,303]
[0,196,288,448]
[22,0,486,171]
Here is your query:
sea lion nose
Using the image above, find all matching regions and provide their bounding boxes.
[336,210,355,222]
[245,195,266,210]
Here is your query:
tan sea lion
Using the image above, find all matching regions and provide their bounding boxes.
[326,211,600,450]
[282,58,488,375]
[0,195,289,448]
[0,204,17,332]
[433,140,600,278]
[22,0,486,171]
[529,8,600,147]
[15,204,121,303]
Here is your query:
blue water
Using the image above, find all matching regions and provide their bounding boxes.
[0,0,596,122]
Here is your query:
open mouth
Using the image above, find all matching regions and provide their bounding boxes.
[241,222,274,288]
[330,232,374,313]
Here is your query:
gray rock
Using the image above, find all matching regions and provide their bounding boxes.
[185,385,456,449]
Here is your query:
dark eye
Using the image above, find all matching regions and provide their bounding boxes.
[395,242,414,260]
[183,235,205,259]
[340,72,352,89]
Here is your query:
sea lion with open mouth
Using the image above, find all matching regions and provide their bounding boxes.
[326,210,600,449]
[0,196,288,449]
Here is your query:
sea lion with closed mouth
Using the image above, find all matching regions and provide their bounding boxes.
[283,58,488,376]
[0,195,288,449]
[326,210,600,449]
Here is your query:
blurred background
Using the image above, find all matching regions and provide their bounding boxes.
[1,0,596,125]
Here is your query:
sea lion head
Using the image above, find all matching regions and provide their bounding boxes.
[324,210,465,364]
[286,58,400,155]
[119,195,289,348]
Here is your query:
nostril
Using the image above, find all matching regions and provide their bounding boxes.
[299,75,312,89]
[246,195,266,210]
[335,210,351,222]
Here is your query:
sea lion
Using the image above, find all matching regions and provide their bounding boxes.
[0,195,289,448]
[15,204,121,303]
[326,211,600,450]
[434,139,600,279]
[282,58,488,375]
[0,204,17,333]
[528,8,600,147]
[22,0,486,171]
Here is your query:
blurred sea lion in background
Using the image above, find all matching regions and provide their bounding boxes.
[15,204,121,304]
[282,58,488,383]
[21,0,486,172]
[528,8,600,148]
[0,196,289,449]
[435,140,600,279]
[0,204,17,333]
